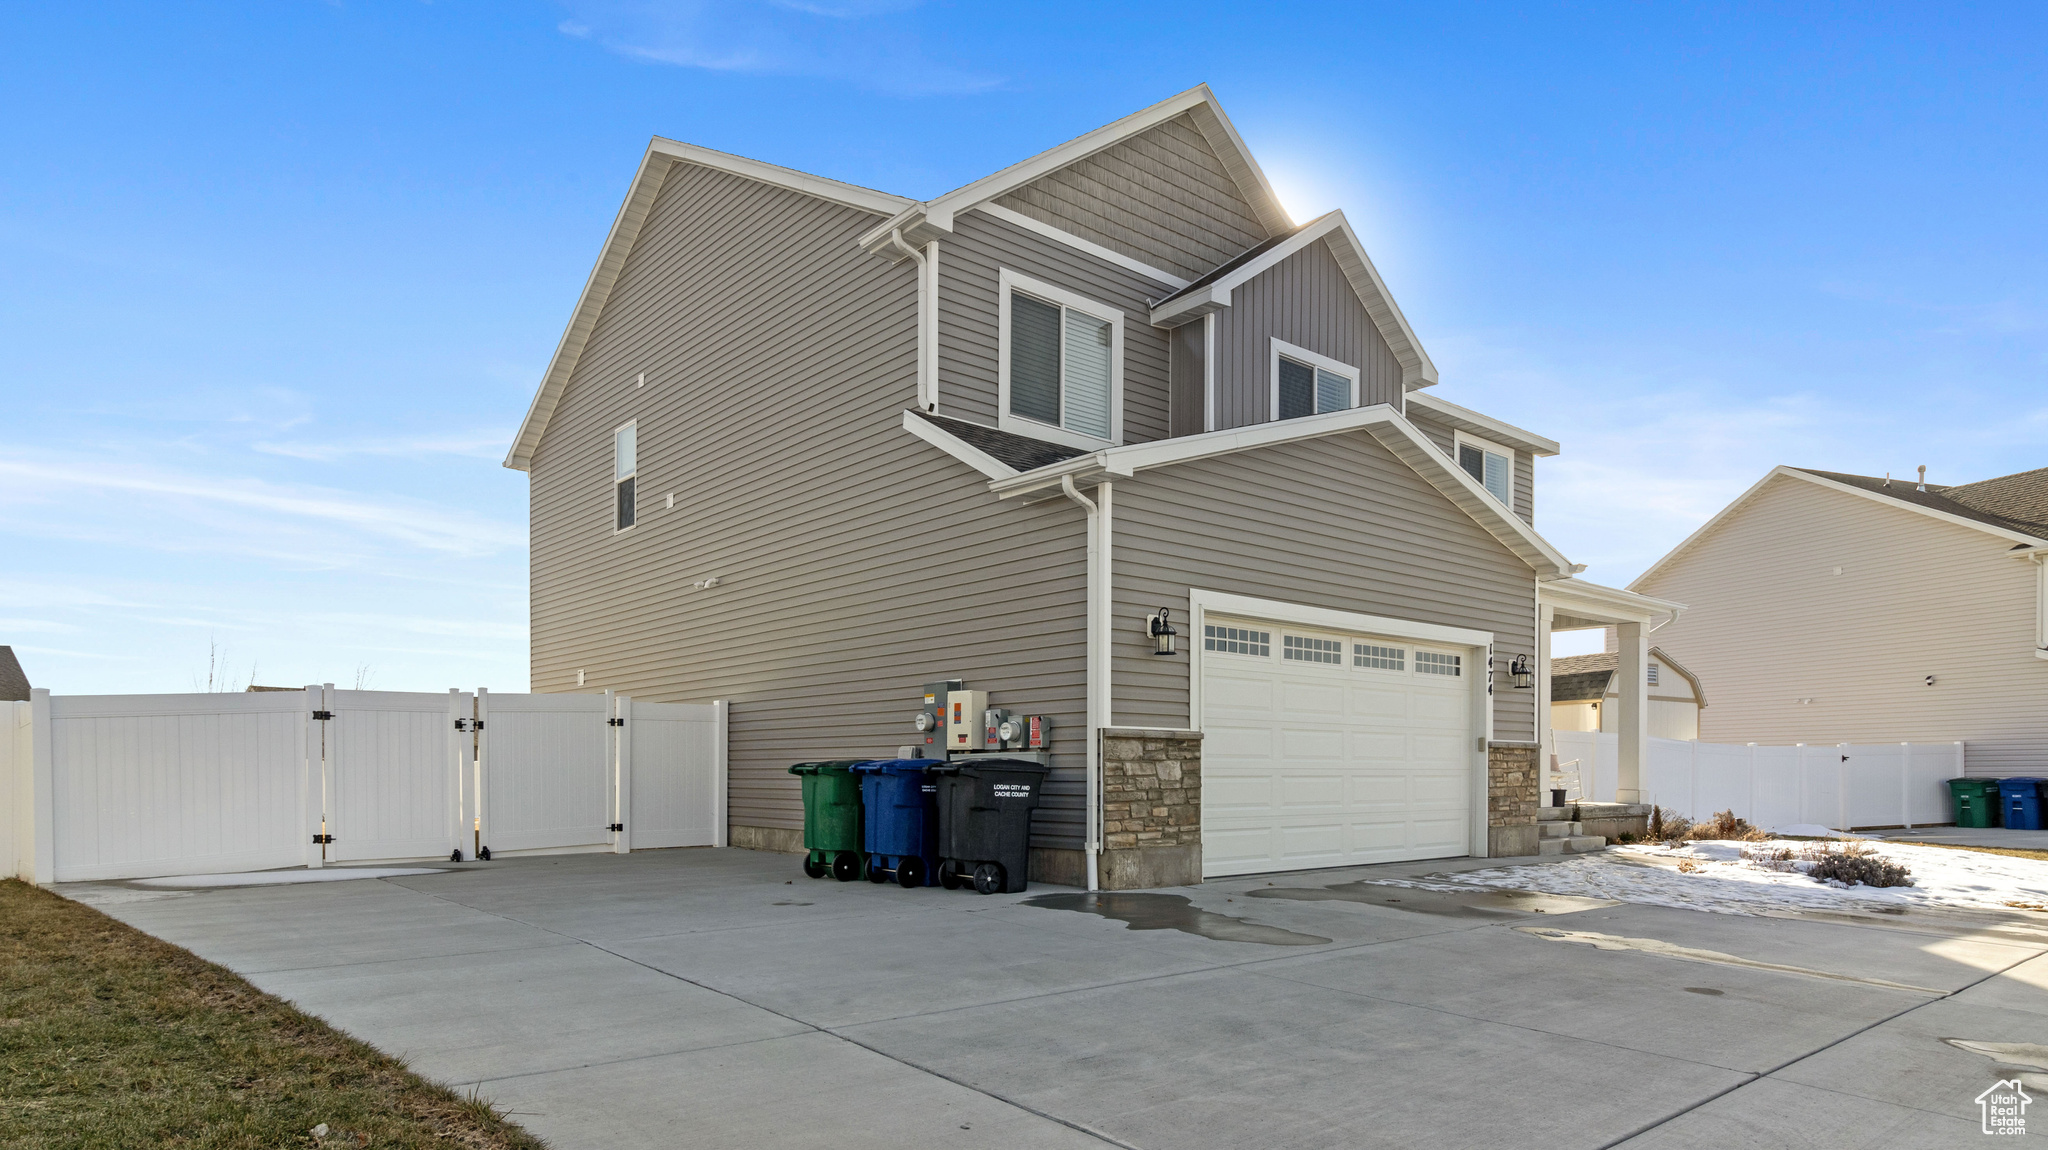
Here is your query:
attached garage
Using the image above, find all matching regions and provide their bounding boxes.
[1194,598,1492,879]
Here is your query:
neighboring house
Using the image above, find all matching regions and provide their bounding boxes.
[0,647,27,702]
[504,85,1677,889]
[1632,465,2048,776]
[1549,647,1705,739]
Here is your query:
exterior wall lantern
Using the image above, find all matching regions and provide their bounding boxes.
[1508,653,1533,689]
[1147,608,1178,656]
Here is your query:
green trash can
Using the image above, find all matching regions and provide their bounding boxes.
[790,760,867,881]
[1947,777,2001,828]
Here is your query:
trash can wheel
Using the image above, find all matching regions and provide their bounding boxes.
[831,852,862,882]
[938,860,963,890]
[971,862,1005,895]
[896,857,925,889]
[802,855,827,880]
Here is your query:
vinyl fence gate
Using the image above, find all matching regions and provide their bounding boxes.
[2,686,727,884]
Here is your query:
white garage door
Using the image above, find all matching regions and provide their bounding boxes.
[1201,616,1475,877]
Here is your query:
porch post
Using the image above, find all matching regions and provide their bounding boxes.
[1614,621,1648,803]
[1535,604,1555,809]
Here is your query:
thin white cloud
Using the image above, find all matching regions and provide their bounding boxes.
[252,431,514,462]
[555,0,1001,96]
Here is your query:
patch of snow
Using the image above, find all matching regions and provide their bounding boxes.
[1407,839,2048,916]
[130,867,447,889]
[1772,823,1873,840]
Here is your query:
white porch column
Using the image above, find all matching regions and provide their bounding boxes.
[1614,621,1648,803]
[1536,604,1555,808]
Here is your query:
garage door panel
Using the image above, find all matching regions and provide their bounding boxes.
[1201,617,1473,878]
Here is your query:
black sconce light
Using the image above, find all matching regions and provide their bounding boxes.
[1147,607,1179,656]
[1508,653,1533,689]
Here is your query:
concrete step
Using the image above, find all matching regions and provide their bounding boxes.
[1538,838,1567,856]
[1564,835,1607,853]
[1539,821,1584,839]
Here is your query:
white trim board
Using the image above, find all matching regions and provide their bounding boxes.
[1407,391,1559,457]
[1150,211,1438,390]
[974,204,1189,290]
[1268,338,1360,420]
[1630,466,2048,591]
[899,410,1017,480]
[997,268,1126,451]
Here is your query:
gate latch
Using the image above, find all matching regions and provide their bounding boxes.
[455,718,483,732]
[607,717,625,727]
[312,834,336,844]
[311,711,334,721]
[607,823,624,832]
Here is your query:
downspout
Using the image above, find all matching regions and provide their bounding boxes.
[1061,474,1110,892]
[886,228,937,411]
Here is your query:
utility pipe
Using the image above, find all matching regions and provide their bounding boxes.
[1060,474,1111,892]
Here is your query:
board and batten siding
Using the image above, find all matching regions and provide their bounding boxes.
[1110,431,1540,744]
[1634,474,2048,775]
[1210,238,1405,431]
[939,209,1175,442]
[1407,409,1537,526]
[527,161,1094,847]
[991,111,1273,283]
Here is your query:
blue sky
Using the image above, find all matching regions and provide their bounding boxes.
[3,2,2044,691]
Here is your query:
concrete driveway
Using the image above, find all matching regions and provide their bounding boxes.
[69,848,2048,1149]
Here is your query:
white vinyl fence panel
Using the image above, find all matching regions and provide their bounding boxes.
[46,691,312,882]
[1552,731,1963,831]
[4,686,728,883]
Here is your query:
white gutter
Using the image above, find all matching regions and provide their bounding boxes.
[1060,474,1109,893]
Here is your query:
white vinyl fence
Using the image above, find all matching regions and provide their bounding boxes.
[2,686,726,884]
[1551,731,1963,831]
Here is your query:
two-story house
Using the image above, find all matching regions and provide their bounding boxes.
[504,85,1679,890]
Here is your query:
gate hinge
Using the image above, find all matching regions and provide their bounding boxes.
[312,834,336,844]
[607,823,624,832]
[455,718,483,731]
[311,710,334,721]
[607,717,625,727]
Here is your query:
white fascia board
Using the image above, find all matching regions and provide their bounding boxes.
[1406,392,1560,457]
[1369,414,1575,577]
[862,84,1293,254]
[1326,214,1437,388]
[647,138,913,216]
[900,410,1018,481]
[1192,588,1494,650]
[973,204,1189,289]
[1148,284,1231,327]
[1150,214,1337,326]
[1540,577,1685,627]
[507,139,910,471]
[505,147,675,471]
[1629,466,2048,591]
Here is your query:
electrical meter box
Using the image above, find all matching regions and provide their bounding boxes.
[946,690,989,751]
[915,679,964,756]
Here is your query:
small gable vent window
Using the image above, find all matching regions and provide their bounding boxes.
[1270,340,1358,421]
[1001,269,1123,449]
[1648,665,1660,686]
[1455,431,1513,506]
[1416,650,1462,677]
[614,421,637,532]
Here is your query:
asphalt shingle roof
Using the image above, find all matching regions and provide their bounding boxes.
[0,646,28,702]
[1795,467,2048,540]
[912,410,1090,472]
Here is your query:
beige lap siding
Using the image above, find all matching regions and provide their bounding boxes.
[1109,430,1541,744]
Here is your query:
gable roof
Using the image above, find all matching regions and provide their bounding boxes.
[504,140,915,471]
[1632,465,2048,589]
[1549,647,1705,705]
[906,410,1086,475]
[855,85,1291,253]
[0,646,28,702]
[1147,211,1439,390]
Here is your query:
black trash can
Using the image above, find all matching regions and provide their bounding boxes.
[930,758,1048,895]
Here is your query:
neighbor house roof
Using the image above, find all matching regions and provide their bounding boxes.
[0,646,28,702]
[1632,464,2048,590]
[1548,647,1706,706]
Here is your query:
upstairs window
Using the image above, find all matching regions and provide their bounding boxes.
[1000,269,1123,449]
[1455,431,1513,506]
[1270,339,1358,421]
[614,421,636,532]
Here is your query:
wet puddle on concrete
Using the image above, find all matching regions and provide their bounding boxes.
[1023,892,1332,946]
[1247,881,1617,919]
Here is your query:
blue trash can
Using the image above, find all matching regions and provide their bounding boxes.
[851,759,940,888]
[1999,778,2045,831]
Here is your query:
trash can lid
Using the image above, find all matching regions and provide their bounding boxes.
[933,757,1051,777]
[788,759,868,775]
[850,758,934,774]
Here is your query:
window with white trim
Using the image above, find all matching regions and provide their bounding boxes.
[1283,635,1343,664]
[1354,643,1405,671]
[1204,624,1270,656]
[1000,269,1123,449]
[613,421,637,532]
[1454,430,1513,506]
[1416,650,1462,677]
[1269,339,1358,421]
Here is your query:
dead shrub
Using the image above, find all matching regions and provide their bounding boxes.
[1676,859,1704,874]
[1683,809,1770,842]
[1803,842,1913,888]
[1741,844,1799,872]
[1647,806,1693,844]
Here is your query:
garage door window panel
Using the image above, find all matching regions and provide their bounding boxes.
[1204,624,1271,657]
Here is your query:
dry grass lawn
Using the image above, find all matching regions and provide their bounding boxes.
[0,878,546,1149]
